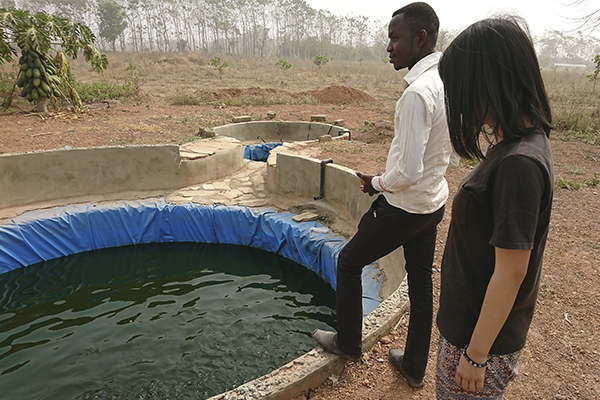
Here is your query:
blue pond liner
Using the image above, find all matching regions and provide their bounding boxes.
[0,200,382,315]
[243,142,283,161]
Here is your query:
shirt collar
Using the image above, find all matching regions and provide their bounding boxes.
[403,51,442,87]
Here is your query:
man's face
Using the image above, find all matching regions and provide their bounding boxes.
[386,13,419,71]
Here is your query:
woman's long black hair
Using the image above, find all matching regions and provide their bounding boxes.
[439,16,552,160]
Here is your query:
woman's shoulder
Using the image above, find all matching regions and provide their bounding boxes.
[518,130,551,157]
[499,130,552,162]
[494,132,554,182]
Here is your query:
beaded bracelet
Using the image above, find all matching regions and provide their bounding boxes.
[462,345,489,368]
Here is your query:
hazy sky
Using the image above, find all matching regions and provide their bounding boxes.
[304,0,594,37]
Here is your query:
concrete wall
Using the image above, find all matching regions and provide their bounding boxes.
[267,151,406,299]
[0,135,408,400]
[0,142,243,210]
[0,135,403,298]
[213,121,349,143]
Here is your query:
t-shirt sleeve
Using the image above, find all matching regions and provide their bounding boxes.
[490,155,546,250]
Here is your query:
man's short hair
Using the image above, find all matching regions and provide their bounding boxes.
[393,2,440,45]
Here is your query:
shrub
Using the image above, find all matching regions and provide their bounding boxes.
[313,53,329,68]
[586,54,600,92]
[209,56,228,77]
[276,58,292,71]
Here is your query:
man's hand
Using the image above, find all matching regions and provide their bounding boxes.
[356,172,379,196]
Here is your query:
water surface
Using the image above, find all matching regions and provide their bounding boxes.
[0,242,336,399]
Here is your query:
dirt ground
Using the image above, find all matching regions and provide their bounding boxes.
[0,85,598,400]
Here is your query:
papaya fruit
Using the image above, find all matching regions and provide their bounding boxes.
[41,82,51,94]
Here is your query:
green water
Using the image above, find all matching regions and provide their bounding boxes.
[0,242,336,399]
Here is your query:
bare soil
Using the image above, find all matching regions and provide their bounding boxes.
[1,85,598,400]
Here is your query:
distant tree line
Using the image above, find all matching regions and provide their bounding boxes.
[0,0,391,60]
[1,0,599,66]
[536,30,600,68]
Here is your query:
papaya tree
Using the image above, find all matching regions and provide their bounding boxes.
[0,7,108,113]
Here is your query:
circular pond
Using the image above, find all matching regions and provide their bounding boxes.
[0,200,383,399]
[0,242,336,399]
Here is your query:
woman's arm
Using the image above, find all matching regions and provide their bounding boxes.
[454,247,531,393]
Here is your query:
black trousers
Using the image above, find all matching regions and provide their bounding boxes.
[336,195,444,379]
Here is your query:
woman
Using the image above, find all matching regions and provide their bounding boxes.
[435,17,554,398]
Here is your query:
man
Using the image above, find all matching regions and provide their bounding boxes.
[312,2,453,389]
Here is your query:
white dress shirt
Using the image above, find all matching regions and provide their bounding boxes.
[371,52,453,214]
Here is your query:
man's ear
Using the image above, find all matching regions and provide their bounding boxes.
[415,29,428,47]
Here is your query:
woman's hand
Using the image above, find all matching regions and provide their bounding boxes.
[455,352,486,393]
[456,248,531,394]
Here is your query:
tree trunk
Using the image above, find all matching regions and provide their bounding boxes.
[37,97,48,114]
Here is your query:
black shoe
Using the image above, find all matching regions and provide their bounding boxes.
[312,329,361,362]
[389,348,424,388]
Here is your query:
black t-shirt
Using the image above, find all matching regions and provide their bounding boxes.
[437,130,554,354]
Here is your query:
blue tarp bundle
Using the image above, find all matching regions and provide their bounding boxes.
[243,143,283,161]
[0,200,382,314]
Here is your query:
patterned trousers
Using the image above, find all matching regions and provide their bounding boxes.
[436,334,522,399]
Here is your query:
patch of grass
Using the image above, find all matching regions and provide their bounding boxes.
[566,165,585,175]
[555,177,581,190]
[584,174,600,188]
[73,81,136,102]
[581,151,600,162]
[70,62,143,103]
[360,120,376,133]
[553,127,600,145]
[539,282,557,298]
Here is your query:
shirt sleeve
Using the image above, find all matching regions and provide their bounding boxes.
[371,90,432,193]
[490,155,546,250]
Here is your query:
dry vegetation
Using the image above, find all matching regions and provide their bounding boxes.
[0,53,599,399]
[3,52,598,141]
[544,70,600,144]
[63,52,406,107]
